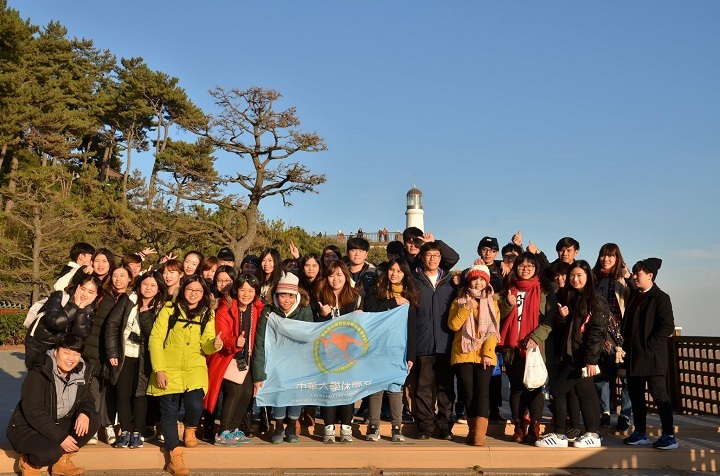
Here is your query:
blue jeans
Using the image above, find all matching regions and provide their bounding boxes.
[159,389,204,451]
[273,405,301,421]
[595,378,631,418]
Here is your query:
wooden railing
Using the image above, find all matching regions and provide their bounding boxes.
[328,231,403,244]
[672,336,719,416]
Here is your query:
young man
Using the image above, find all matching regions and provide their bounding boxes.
[345,237,377,292]
[377,241,405,276]
[53,242,95,291]
[476,236,504,292]
[402,227,459,272]
[217,247,236,268]
[413,242,458,440]
[240,255,260,275]
[621,258,678,450]
[517,235,580,282]
[8,334,100,476]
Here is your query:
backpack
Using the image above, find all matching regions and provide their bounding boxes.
[24,292,71,337]
[163,303,211,348]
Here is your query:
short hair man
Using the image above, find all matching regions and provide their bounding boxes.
[476,236,504,292]
[54,242,95,291]
[7,333,100,474]
[402,227,459,272]
[620,258,678,450]
[217,247,236,268]
[346,237,377,292]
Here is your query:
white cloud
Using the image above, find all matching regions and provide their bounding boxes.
[673,245,720,261]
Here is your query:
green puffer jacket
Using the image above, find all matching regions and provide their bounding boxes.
[147,302,218,396]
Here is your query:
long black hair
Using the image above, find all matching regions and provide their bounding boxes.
[500,251,553,295]
[564,260,602,318]
[133,271,168,310]
[371,257,420,309]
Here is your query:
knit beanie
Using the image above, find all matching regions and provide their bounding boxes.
[466,260,491,284]
[275,272,299,295]
[637,257,662,278]
[241,254,260,268]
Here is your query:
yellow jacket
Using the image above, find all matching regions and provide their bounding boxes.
[448,299,499,366]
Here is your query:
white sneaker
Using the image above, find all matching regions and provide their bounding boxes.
[323,424,335,443]
[535,433,569,447]
[104,425,116,445]
[87,432,98,445]
[573,432,602,448]
[340,424,353,442]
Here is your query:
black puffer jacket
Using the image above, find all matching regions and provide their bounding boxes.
[559,293,609,366]
[24,291,93,357]
[7,353,96,448]
[82,293,117,376]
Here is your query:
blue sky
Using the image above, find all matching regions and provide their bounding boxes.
[12,1,719,336]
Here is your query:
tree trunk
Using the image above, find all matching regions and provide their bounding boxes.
[123,130,133,202]
[234,203,259,258]
[99,145,111,182]
[4,155,19,213]
[31,206,42,303]
[82,138,93,170]
[0,143,7,171]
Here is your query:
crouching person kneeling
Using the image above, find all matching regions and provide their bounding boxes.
[7,333,100,475]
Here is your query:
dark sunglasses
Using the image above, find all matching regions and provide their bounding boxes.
[237,274,259,285]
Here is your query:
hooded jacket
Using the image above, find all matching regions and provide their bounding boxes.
[414,268,457,356]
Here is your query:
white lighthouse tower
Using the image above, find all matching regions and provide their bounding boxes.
[405,186,424,231]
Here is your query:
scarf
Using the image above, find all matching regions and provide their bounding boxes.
[388,283,404,300]
[499,276,542,349]
[461,287,499,353]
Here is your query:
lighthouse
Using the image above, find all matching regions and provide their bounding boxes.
[405,186,424,231]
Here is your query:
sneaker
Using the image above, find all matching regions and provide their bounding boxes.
[600,413,611,428]
[128,431,143,449]
[340,424,353,442]
[623,430,650,446]
[573,432,602,448]
[112,431,130,448]
[285,428,299,443]
[215,430,241,447]
[366,425,381,441]
[402,411,414,424]
[271,428,285,444]
[323,425,335,443]
[104,425,117,445]
[230,428,252,444]
[616,415,630,432]
[141,426,156,442]
[417,432,431,440]
[565,428,582,442]
[156,424,164,443]
[652,434,678,450]
[439,429,453,441]
[391,425,405,442]
[87,433,98,445]
[535,433,569,447]
[455,413,468,424]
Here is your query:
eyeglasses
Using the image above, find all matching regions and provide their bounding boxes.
[424,253,442,259]
[517,264,536,270]
[185,287,204,295]
[480,247,498,254]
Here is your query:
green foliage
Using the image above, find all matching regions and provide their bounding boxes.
[0,312,27,345]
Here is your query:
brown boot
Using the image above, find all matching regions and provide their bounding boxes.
[474,417,489,446]
[18,455,42,476]
[465,417,477,445]
[182,426,198,448]
[523,419,541,444]
[50,452,85,476]
[165,447,190,476]
[511,418,526,442]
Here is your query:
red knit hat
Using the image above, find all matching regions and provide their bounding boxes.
[466,259,491,284]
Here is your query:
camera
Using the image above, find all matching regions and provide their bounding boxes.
[235,357,248,371]
[127,332,142,345]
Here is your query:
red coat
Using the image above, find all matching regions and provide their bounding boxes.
[203,297,265,413]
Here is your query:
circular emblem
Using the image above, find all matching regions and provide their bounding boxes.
[313,319,370,373]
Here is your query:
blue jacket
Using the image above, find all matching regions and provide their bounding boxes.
[414,268,456,356]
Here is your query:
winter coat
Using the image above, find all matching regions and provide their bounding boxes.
[349,262,378,294]
[498,290,557,366]
[24,291,93,358]
[363,290,417,363]
[83,292,118,377]
[402,240,460,273]
[596,276,633,319]
[251,303,314,383]
[414,269,457,356]
[558,294,609,367]
[620,285,675,377]
[204,297,265,413]
[7,353,95,450]
[447,299,499,366]
[146,302,218,396]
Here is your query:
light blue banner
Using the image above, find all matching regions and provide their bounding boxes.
[256,304,409,407]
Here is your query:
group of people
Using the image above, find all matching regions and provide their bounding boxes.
[9,227,678,476]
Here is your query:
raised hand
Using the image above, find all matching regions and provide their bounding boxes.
[214,331,223,351]
[236,331,246,348]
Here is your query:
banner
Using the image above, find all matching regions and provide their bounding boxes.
[256,304,409,407]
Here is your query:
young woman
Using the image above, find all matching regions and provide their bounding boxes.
[321,245,342,270]
[448,262,499,447]
[199,257,220,286]
[363,257,418,443]
[212,265,236,300]
[90,248,116,290]
[24,274,103,369]
[536,260,608,448]
[182,251,205,277]
[204,273,265,446]
[298,253,322,295]
[162,259,185,301]
[104,272,168,449]
[252,273,314,444]
[313,261,362,443]
[498,251,557,444]
[281,258,299,275]
[121,253,144,280]
[592,243,633,431]
[147,276,221,476]
[256,249,283,304]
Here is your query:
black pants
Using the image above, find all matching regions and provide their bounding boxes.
[88,372,111,427]
[114,357,147,432]
[321,404,354,426]
[414,354,455,434]
[628,375,674,436]
[12,411,101,467]
[159,389,204,452]
[549,361,599,434]
[218,377,253,433]
[489,374,502,414]
[506,349,544,421]
[455,363,494,418]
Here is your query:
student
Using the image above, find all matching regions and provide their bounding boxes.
[621,258,678,450]
[256,249,283,304]
[321,245,342,269]
[412,242,458,440]
[401,227,459,272]
[536,260,607,448]
[377,240,405,276]
[498,251,556,444]
[147,276,221,476]
[53,242,95,291]
[217,248,236,268]
[161,259,185,301]
[8,334,101,476]
[121,253,144,280]
[313,261,363,442]
[199,256,220,286]
[212,265,236,301]
[253,273,314,444]
[240,255,260,275]
[298,253,322,295]
[345,237,377,293]
[182,251,204,276]
[448,262,499,446]
[363,257,419,442]
[476,237,504,292]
